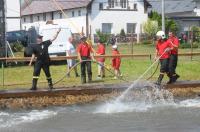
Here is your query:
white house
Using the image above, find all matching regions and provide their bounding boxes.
[6,0,21,31]
[21,0,151,42]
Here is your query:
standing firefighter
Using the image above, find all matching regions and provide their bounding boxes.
[167,31,180,83]
[77,36,95,84]
[155,31,172,85]
[29,29,61,90]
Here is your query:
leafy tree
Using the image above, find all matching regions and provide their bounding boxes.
[149,11,179,33]
[96,30,110,43]
[143,19,159,37]
[191,26,200,42]
[120,29,126,37]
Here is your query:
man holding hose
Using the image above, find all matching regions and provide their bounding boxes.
[167,31,180,84]
[155,31,172,85]
[77,36,95,84]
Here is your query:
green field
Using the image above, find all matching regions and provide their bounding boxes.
[0,44,200,90]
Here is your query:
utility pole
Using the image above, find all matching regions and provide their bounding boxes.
[0,0,6,57]
[161,0,165,32]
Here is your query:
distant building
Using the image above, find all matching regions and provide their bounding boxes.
[21,0,151,42]
[148,0,200,32]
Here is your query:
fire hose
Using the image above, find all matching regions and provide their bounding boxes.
[53,60,129,86]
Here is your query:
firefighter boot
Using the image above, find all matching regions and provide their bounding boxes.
[30,79,38,90]
[155,74,164,86]
[47,78,54,90]
[172,74,180,83]
[81,76,86,84]
[167,73,173,84]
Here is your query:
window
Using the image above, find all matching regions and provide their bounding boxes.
[30,15,33,23]
[59,12,62,19]
[108,0,115,8]
[127,23,136,34]
[23,17,26,22]
[37,16,40,21]
[43,13,46,21]
[134,3,137,10]
[78,10,81,16]
[72,11,75,17]
[115,0,118,6]
[120,0,127,8]
[102,23,112,34]
[99,3,103,10]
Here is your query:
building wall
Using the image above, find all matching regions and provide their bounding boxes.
[90,0,148,35]
[6,0,21,31]
[194,1,200,16]
[22,8,87,34]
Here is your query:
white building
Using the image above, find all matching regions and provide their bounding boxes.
[6,0,21,31]
[21,0,151,42]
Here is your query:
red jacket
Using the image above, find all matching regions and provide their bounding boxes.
[112,50,121,70]
[156,40,171,59]
[96,43,105,62]
[167,36,179,55]
[77,42,92,57]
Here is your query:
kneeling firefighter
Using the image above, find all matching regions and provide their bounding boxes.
[29,28,61,90]
[155,31,172,85]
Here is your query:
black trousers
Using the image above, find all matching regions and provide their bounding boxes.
[81,57,92,78]
[169,54,178,76]
[160,59,169,74]
[33,60,51,79]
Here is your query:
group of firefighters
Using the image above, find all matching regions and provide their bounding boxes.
[28,29,179,90]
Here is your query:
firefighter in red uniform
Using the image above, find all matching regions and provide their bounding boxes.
[112,45,122,79]
[167,31,180,83]
[77,36,95,84]
[155,31,172,85]
[96,40,106,79]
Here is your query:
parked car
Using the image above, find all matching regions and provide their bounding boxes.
[6,30,28,46]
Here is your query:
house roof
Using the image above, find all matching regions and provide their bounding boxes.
[22,0,92,16]
[148,0,196,15]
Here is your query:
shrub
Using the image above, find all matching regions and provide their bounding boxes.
[120,29,126,37]
[179,43,199,49]
[96,30,110,43]
[11,42,24,52]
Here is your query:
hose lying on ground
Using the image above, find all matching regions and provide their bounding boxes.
[53,60,129,86]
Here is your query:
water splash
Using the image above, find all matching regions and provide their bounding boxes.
[95,82,175,114]
[0,110,57,128]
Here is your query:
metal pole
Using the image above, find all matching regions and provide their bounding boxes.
[162,0,165,32]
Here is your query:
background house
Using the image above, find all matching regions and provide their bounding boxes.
[21,0,151,42]
[148,0,200,33]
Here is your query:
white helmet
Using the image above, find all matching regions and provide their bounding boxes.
[156,31,166,39]
[112,45,118,49]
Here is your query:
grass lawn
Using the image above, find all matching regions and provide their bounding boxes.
[0,44,200,90]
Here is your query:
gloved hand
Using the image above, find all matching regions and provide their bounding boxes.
[165,48,171,52]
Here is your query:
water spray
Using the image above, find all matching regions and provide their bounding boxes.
[116,50,168,102]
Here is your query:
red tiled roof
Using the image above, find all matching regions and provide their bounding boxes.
[22,0,92,16]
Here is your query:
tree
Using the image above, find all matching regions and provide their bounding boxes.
[120,29,126,37]
[96,30,110,43]
[149,11,179,33]
[143,19,159,37]
[191,26,200,42]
